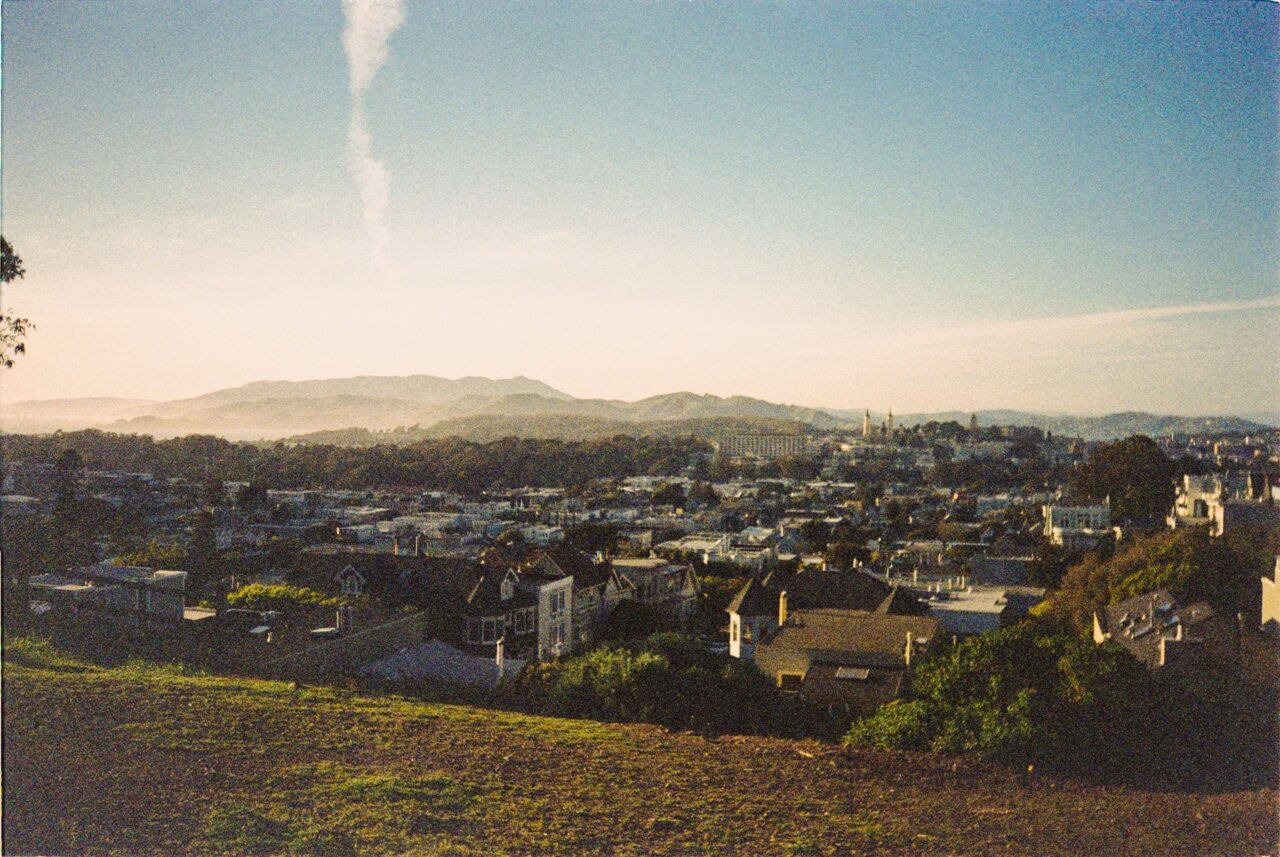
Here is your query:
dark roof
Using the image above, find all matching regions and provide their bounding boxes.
[760,609,940,668]
[293,548,426,601]
[728,567,925,617]
[534,546,600,579]
[799,661,906,701]
[726,575,772,616]
[1100,588,1221,669]
[464,567,535,616]
[521,548,605,586]
[875,586,930,616]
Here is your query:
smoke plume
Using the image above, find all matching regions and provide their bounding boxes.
[341,0,404,262]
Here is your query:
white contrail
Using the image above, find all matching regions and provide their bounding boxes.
[341,0,404,263]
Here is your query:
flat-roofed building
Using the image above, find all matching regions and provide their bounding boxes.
[29,564,192,628]
[717,434,809,460]
[1043,504,1111,550]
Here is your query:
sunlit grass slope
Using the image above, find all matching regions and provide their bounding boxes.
[3,638,1273,856]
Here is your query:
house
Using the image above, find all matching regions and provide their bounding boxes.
[289,546,443,607]
[459,565,538,656]
[456,555,575,662]
[753,596,940,714]
[726,566,927,659]
[1167,475,1225,529]
[610,558,700,623]
[721,541,778,571]
[515,557,575,660]
[1043,503,1111,550]
[1092,588,1238,676]
[1209,499,1280,538]
[526,548,612,648]
[518,524,565,546]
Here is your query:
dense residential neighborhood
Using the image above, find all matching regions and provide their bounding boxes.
[4,420,1277,777]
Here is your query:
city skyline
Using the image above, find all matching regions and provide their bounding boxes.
[2,1,1277,415]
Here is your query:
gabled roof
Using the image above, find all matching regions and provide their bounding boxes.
[875,586,930,616]
[532,546,600,580]
[726,575,772,616]
[760,609,939,667]
[464,567,535,616]
[729,567,924,617]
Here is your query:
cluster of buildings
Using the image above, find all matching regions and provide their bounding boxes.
[8,422,1279,707]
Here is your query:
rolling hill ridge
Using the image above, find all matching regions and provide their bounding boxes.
[2,374,1271,441]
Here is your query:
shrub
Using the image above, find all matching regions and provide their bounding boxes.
[508,632,821,736]
[845,624,1150,769]
[226,583,342,612]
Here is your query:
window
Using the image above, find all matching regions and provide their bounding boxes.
[467,618,481,645]
[835,666,871,681]
[482,618,502,644]
[549,590,566,619]
[778,673,804,693]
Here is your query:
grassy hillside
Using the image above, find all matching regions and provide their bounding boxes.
[4,639,1275,856]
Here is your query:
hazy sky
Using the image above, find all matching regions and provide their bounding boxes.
[2,0,1277,415]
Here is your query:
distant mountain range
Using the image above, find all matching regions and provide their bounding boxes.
[2,374,1273,443]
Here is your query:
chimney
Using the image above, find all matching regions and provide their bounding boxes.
[904,631,914,666]
[779,590,789,627]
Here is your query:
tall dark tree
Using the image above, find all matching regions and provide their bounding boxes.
[236,481,269,513]
[650,482,686,508]
[1071,435,1175,523]
[51,448,97,568]
[52,449,83,525]
[187,509,219,594]
[202,477,226,512]
[687,480,720,508]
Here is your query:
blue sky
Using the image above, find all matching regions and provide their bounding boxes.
[2,0,1277,414]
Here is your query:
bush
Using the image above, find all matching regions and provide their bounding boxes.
[508,632,821,736]
[844,699,933,751]
[226,583,342,612]
[845,624,1150,769]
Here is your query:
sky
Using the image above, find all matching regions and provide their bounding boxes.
[1,0,1277,416]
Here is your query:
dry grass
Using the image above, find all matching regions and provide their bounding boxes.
[3,638,1276,856]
